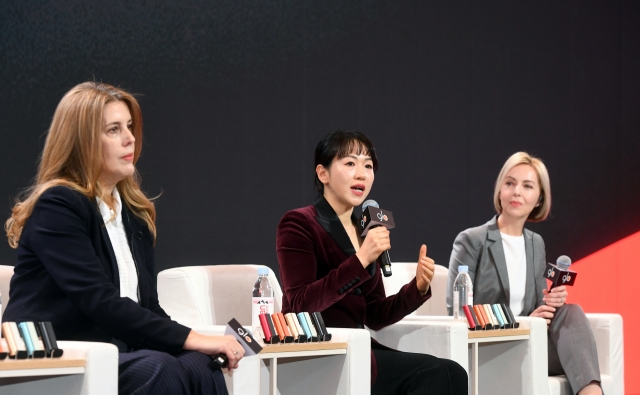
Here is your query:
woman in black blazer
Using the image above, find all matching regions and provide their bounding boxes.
[3,82,243,395]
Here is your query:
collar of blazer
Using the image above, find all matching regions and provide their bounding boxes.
[93,197,149,306]
[312,195,376,278]
[486,215,536,311]
[94,199,120,288]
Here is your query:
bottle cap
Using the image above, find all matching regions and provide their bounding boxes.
[258,267,269,276]
[458,265,468,273]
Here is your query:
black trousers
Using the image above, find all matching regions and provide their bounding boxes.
[119,349,228,395]
[372,343,468,395]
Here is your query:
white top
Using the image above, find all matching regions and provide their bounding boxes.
[500,232,527,316]
[96,189,139,303]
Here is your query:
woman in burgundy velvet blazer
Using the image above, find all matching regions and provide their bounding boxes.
[276,131,467,395]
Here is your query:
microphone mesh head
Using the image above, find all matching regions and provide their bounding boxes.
[556,255,572,270]
[362,200,379,210]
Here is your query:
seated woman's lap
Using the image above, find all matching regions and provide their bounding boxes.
[547,304,601,392]
[372,344,468,395]
[119,349,227,395]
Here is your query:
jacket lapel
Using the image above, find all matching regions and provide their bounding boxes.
[95,201,120,289]
[522,228,536,314]
[122,203,148,307]
[313,195,378,277]
[313,195,357,257]
[313,195,377,277]
[487,216,511,302]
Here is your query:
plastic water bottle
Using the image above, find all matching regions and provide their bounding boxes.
[252,267,274,337]
[453,265,473,321]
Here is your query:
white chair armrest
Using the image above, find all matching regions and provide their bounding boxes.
[586,313,624,395]
[190,325,259,395]
[510,317,549,395]
[369,318,468,370]
[58,341,119,395]
[327,328,371,395]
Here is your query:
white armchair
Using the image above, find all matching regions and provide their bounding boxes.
[371,263,468,369]
[382,263,449,316]
[369,317,468,367]
[157,264,371,395]
[0,264,14,318]
[548,314,624,395]
[381,262,624,395]
[0,265,119,395]
[157,264,283,327]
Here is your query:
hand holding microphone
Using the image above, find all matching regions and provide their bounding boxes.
[534,255,576,325]
[543,286,568,308]
[183,331,245,370]
[355,226,390,269]
[358,200,395,276]
[530,287,569,325]
[543,255,575,306]
[544,255,577,289]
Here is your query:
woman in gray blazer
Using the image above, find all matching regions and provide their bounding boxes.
[446,152,602,395]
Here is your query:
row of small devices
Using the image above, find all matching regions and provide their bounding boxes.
[1,322,63,360]
[259,312,331,344]
[463,304,520,331]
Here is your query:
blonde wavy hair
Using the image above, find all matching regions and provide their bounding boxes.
[5,82,156,248]
[493,152,552,222]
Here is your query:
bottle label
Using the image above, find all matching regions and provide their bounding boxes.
[467,291,473,307]
[453,291,459,317]
[252,297,274,334]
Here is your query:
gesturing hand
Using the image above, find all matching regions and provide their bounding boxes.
[355,226,390,268]
[415,244,435,295]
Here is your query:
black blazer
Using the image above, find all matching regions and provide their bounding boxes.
[3,186,190,353]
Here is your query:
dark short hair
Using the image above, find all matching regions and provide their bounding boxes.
[314,130,378,194]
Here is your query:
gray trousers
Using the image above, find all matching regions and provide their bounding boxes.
[547,304,601,395]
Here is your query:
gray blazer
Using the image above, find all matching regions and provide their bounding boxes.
[446,216,547,316]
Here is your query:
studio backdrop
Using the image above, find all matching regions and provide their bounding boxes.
[1,1,639,392]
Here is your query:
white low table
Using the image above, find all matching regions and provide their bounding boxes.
[468,328,530,395]
[0,354,86,394]
[0,355,85,378]
[258,342,348,395]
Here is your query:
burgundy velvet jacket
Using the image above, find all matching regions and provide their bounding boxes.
[276,195,431,383]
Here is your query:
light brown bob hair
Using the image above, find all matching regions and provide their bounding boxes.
[5,82,156,248]
[493,152,551,222]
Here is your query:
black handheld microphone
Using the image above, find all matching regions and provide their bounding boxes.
[544,255,578,289]
[209,318,262,370]
[359,200,395,277]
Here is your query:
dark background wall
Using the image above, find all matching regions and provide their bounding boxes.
[1,0,639,276]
